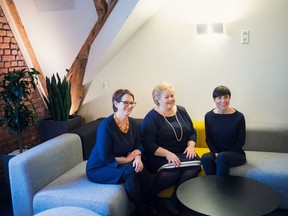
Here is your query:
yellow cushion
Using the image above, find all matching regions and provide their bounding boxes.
[158,186,174,198]
[192,120,208,148]
[195,147,210,157]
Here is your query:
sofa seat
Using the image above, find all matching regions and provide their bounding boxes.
[71,118,288,209]
[33,161,131,216]
[9,133,133,216]
[230,151,288,209]
[34,206,101,216]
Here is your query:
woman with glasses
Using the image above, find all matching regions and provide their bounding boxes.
[86,89,147,216]
[141,82,201,215]
[201,85,246,176]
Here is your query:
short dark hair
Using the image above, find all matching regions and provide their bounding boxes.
[112,89,135,112]
[212,85,231,99]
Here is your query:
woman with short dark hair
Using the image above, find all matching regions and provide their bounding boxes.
[201,85,246,176]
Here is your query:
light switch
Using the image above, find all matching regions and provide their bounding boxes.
[101,81,108,90]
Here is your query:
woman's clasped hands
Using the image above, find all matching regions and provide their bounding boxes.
[127,149,143,173]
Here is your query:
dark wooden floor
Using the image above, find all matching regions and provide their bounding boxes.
[1,182,287,216]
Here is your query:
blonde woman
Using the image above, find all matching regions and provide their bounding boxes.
[141,82,201,215]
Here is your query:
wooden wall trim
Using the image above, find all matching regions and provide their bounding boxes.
[4,0,119,115]
[4,0,48,96]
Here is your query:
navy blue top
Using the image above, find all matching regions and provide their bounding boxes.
[86,114,142,183]
[141,106,197,173]
[205,109,246,154]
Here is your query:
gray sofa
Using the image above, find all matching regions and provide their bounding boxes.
[9,133,132,216]
[196,122,288,209]
[9,118,288,216]
[230,123,288,209]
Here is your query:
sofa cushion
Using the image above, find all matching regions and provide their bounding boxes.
[244,124,288,153]
[33,161,131,216]
[230,151,288,209]
[34,206,101,216]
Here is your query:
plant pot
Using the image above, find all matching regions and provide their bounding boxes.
[39,115,82,142]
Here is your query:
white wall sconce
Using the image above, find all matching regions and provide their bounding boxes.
[196,23,223,34]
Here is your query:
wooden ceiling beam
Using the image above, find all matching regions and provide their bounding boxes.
[67,0,118,115]
[94,0,107,21]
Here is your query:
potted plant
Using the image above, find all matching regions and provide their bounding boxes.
[0,68,40,185]
[44,72,72,121]
[39,73,81,142]
[0,68,40,153]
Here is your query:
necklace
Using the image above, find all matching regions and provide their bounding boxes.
[162,112,183,141]
[114,113,129,133]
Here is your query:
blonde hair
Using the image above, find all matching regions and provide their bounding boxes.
[152,81,175,106]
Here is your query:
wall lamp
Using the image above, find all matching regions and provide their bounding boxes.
[196,23,223,34]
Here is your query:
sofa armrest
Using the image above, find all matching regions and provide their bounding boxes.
[9,133,83,216]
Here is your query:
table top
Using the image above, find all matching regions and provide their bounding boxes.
[177,175,279,216]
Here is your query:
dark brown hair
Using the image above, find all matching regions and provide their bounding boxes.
[112,89,135,112]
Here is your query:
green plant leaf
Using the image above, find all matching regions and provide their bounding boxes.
[42,72,72,121]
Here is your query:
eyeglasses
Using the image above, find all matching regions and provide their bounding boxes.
[119,101,137,107]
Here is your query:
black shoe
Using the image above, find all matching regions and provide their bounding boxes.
[159,198,179,215]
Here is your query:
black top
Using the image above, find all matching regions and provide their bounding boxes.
[141,105,196,155]
[140,106,197,173]
[205,109,246,154]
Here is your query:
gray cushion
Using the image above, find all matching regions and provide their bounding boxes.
[245,124,288,152]
[34,206,100,216]
[230,151,288,208]
[33,161,131,216]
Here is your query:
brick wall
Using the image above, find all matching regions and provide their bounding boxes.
[0,5,49,184]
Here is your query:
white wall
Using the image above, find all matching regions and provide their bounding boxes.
[79,0,288,126]
[10,0,97,79]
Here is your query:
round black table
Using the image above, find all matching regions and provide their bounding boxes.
[177,175,279,216]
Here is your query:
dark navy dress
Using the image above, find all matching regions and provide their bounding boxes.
[86,114,142,183]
